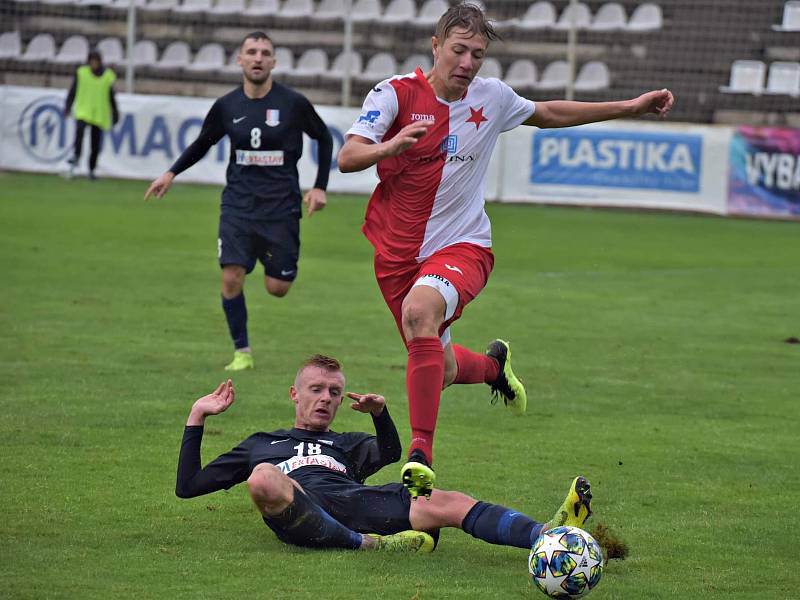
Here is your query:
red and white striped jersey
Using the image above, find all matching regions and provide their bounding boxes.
[346,67,535,262]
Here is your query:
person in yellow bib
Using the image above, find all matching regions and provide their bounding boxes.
[64,50,119,180]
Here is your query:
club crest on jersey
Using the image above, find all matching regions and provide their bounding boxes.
[265,109,280,127]
[441,135,458,155]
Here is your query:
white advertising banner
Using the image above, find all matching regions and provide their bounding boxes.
[0,85,379,194]
[498,120,732,215]
[2,85,728,215]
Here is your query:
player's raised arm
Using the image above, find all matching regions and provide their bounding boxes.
[186,379,235,426]
[524,89,674,129]
[337,121,433,173]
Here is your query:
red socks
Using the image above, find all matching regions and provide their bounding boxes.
[406,336,444,464]
[452,344,500,384]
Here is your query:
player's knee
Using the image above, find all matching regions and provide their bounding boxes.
[265,278,291,297]
[221,267,245,297]
[247,463,291,505]
[401,300,439,337]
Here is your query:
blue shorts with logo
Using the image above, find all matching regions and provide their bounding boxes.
[218,213,299,281]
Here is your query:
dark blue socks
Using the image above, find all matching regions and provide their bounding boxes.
[265,489,363,550]
[221,293,248,349]
[462,501,544,549]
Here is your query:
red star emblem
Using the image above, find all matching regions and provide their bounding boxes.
[466,106,488,129]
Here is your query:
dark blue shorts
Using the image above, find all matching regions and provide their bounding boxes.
[263,481,413,538]
[218,213,299,281]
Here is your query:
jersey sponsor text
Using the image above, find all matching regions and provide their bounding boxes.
[235,149,285,166]
[275,454,348,475]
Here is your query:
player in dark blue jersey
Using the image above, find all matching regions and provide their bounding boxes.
[176,354,593,553]
[145,32,333,372]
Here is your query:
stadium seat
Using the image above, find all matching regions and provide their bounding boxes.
[0,31,22,59]
[765,61,800,96]
[626,3,662,32]
[272,46,294,75]
[40,0,73,5]
[514,1,556,30]
[97,37,124,66]
[110,0,147,9]
[322,50,363,81]
[186,43,225,72]
[244,0,279,15]
[773,1,800,31]
[351,0,382,23]
[574,60,610,91]
[314,0,346,21]
[553,2,591,31]
[503,58,537,89]
[415,0,449,26]
[719,60,766,94]
[154,41,191,69]
[536,60,570,90]
[357,52,398,82]
[589,2,626,31]
[478,56,502,79]
[132,39,158,66]
[221,49,241,73]
[210,0,245,13]
[279,0,313,18]
[53,35,89,64]
[79,0,114,7]
[400,53,432,73]
[18,33,56,62]
[172,0,213,14]
[142,0,179,11]
[294,48,328,76]
[381,0,416,23]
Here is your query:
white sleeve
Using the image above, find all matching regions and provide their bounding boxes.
[345,80,399,143]
[497,79,535,132]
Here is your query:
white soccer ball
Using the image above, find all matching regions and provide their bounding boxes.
[528,526,604,598]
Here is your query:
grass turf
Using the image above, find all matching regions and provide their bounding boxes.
[1,171,799,599]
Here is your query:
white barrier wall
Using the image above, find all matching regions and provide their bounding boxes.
[0,85,732,216]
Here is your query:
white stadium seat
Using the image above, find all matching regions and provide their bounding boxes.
[173,0,213,14]
[53,35,89,64]
[294,48,328,75]
[574,61,610,91]
[400,53,432,73]
[279,0,313,18]
[765,61,800,96]
[553,2,591,31]
[478,56,502,79]
[132,39,158,66]
[154,41,191,69]
[0,31,22,59]
[221,49,241,73]
[589,2,626,31]
[357,52,398,82]
[97,38,124,66]
[351,0,382,22]
[314,0,346,21]
[503,59,537,89]
[142,0,179,10]
[514,1,556,30]
[415,0,449,27]
[773,1,800,31]
[536,60,570,90]
[272,46,294,75]
[210,0,246,14]
[381,0,416,23]
[243,0,279,15]
[322,50,363,81]
[719,60,766,94]
[111,0,147,8]
[19,33,56,62]
[186,43,225,72]
[626,3,662,32]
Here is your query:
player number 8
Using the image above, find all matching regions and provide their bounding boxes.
[250,127,261,149]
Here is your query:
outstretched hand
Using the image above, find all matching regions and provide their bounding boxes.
[189,380,235,424]
[347,392,385,416]
[632,88,674,119]
[144,172,175,201]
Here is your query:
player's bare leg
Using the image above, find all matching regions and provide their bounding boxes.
[221,264,253,371]
[265,276,292,297]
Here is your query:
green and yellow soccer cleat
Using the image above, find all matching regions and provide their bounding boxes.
[547,476,593,530]
[401,459,436,500]
[224,350,254,371]
[486,339,527,415]
[367,530,436,553]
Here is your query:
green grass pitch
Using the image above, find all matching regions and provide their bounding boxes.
[2,171,799,599]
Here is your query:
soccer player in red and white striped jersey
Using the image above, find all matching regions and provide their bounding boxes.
[338,3,674,498]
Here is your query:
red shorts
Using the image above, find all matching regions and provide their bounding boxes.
[374,243,494,344]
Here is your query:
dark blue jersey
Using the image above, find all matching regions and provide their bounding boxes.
[175,408,402,498]
[170,83,333,220]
